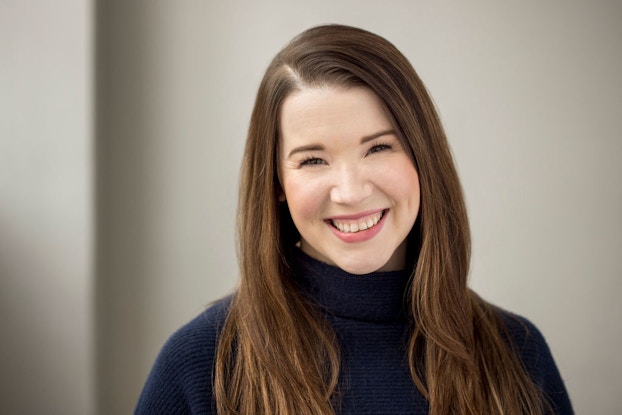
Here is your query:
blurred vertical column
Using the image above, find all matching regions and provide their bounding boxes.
[95,1,240,414]
[95,2,158,414]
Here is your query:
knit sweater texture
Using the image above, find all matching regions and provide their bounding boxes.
[135,251,573,414]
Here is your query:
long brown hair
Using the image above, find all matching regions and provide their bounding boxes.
[215,24,547,414]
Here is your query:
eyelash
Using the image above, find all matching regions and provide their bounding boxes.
[299,156,325,167]
[368,142,393,154]
[297,142,393,167]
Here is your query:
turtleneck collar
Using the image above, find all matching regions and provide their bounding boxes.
[293,249,412,323]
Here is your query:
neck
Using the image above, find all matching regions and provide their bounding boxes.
[293,249,412,322]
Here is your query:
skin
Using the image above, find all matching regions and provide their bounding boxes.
[278,86,420,274]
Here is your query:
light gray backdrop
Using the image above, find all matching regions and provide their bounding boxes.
[1,1,620,414]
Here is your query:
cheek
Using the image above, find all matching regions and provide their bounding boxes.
[403,170,421,208]
[283,176,326,222]
[379,160,420,207]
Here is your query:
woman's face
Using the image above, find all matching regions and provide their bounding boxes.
[278,86,420,274]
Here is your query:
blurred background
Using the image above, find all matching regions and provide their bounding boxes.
[1,1,621,414]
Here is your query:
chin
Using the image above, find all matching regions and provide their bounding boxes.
[336,258,390,275]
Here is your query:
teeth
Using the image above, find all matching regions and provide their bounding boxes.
[332,211,383,233]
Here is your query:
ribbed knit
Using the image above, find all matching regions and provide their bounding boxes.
[135,251,573,414]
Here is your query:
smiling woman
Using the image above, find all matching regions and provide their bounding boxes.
[135,24,573,415]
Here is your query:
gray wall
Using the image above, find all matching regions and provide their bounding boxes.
[2,1,621,414]
[0,1,94,414]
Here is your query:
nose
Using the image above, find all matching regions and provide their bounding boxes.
[330,164,373,205]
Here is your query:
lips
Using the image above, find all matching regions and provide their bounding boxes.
[326,209,388,243]
[330,210,385,233]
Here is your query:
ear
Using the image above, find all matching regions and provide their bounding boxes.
[278,191,286,202]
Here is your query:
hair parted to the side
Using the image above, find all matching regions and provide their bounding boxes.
[215,24,549,415]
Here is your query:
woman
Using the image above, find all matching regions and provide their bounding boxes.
[136,24,573,414]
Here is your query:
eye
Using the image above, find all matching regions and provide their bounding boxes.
[367,143,393,155]
[299,157,326,167]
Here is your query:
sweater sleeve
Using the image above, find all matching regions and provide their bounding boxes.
[134,298,231,415]
[502,313,574,415]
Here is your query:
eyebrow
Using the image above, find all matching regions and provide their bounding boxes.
[287,129,396,158]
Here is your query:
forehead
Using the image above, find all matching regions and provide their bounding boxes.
[279,86,393,148]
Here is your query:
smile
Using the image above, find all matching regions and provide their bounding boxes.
[330,210,385,233]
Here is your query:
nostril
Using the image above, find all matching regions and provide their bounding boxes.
[330,168,373,205]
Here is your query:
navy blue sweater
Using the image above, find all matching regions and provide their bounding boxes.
[135,252,573,414]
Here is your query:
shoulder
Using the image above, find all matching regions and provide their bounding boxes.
[497,310,556,381]
[497,309,574,414]
[134,295,233,415]
[498,310,548,359]
[162,295,232,357]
